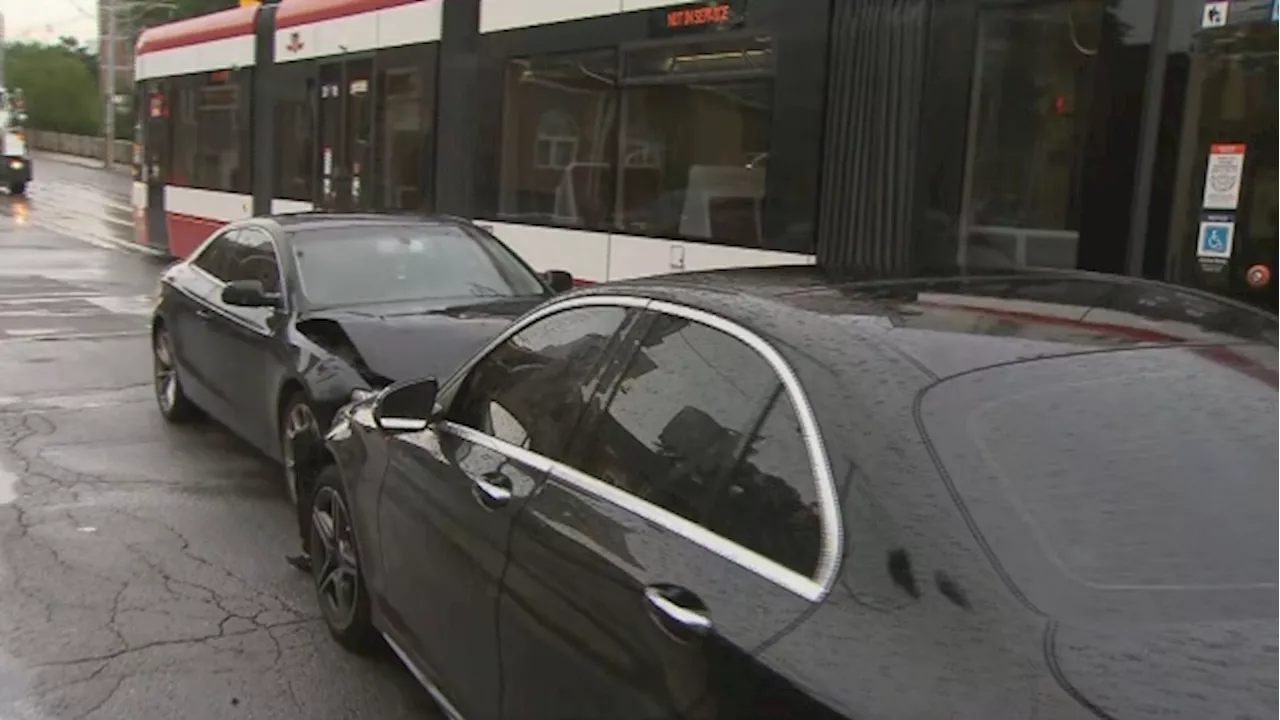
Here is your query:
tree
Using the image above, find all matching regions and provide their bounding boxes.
[4,41,102,136]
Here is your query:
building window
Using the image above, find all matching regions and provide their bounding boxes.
[534,110,580,170]
[496,50,618,229]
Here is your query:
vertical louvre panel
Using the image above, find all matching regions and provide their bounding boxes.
[817,0,931,277]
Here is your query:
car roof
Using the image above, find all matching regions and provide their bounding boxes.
[250,211,476,233]
[570,265,1277,383]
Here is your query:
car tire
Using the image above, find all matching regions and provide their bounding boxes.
[309,464,377,654]
[279,392,321,507]
[9,182,25,196]
[153,324,202,423]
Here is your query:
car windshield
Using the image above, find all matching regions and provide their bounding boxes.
[919,346,1278,622]
[290,223,546,308]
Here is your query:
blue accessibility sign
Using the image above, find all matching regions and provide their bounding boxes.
[1197,220,1235,259]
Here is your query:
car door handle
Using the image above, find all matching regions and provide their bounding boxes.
[194,308,212,320]
[472,471,513,507]
[644,586,712,634]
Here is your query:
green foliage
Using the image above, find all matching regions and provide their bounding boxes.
[2,2,242,138]
[4,40,102,136]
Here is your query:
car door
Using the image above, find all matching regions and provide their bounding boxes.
[202,226,289,449]
[173,229,242,423]
[376,301,642,720]
[498,307,838,719]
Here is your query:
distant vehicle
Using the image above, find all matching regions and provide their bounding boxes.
[149,212,573,507]
[317,266,1276,720]
[0,89,31,196]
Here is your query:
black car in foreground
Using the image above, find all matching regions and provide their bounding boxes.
[315,266,1277,720]
[150,212,571,506]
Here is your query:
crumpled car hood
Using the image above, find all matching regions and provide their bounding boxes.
[304,296,542,383]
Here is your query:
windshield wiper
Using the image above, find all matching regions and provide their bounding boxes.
[468,282,505,298]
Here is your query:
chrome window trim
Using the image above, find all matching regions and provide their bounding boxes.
[436,292,843,603]
[645,299,842,599]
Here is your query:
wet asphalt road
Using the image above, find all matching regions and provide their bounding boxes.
[0,155,441,719]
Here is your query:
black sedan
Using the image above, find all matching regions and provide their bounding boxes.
[316,266,1277,720]
[150,212,571,507]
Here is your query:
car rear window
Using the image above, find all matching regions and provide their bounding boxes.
[919,346,1278,621]
[290,224,545,307]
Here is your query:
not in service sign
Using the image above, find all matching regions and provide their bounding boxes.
[1202,143,1246,210]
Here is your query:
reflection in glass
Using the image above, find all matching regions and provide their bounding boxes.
[450,307,629,459]
[618,82,771,244]
[497,51,618,228]
[582,315,822,575]
[959,0,1106,269]
[376,66,432,210]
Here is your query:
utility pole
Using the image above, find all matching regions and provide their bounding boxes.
[103,0,118,170]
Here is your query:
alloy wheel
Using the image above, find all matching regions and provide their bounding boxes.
[311,486,360,630]
[153,331,178,412]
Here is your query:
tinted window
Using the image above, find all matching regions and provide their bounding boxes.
[290,224,546,308]
[705,391,822,577]
[191,230,236,282]
[222,229,281,293]
[578,313,823,575]
[447,306,631,461]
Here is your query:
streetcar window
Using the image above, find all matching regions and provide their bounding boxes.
[275,72,315,203]
[493,50,618,231]
[617,79,771,245]
[618,36,774,246]
[166,71,250,194]
[482,36,779,250]
[375,62,435,211]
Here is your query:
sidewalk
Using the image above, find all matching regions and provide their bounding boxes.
[30,151,134,176]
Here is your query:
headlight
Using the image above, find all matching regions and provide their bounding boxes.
[9,160,23,170]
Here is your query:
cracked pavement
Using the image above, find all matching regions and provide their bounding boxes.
[0,160,441,719]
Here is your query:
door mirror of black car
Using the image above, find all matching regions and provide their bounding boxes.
[543,269,575,294]
[374,377,439,433]
[221,279,281,309]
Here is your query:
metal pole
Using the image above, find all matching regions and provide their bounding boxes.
[104,0,118,170]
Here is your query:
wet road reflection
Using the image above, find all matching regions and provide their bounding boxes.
[1,156,145,256]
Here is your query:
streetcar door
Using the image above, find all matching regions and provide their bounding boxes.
[1163,8,1277,313]
[316,59,374,212]
[142,84,172,254]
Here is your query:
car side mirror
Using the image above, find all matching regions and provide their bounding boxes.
[221,279,281,309]
[374,377,439,433]
[543,269,575,294]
